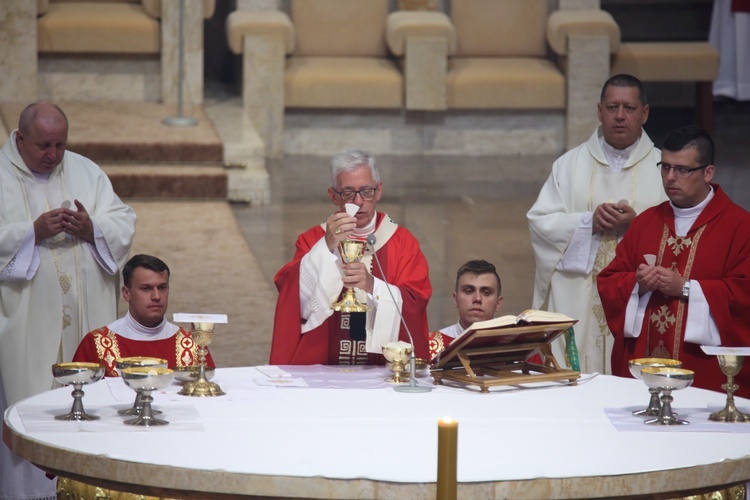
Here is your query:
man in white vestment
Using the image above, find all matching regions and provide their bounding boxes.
[527,74,668,375]
[710,0,750,101]
[428,260,503,358]
[0,102,136,499]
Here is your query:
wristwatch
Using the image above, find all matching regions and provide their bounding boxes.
[681,279,691,299]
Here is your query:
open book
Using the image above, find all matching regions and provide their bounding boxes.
[430,309,577,368]
[466,309,575,331]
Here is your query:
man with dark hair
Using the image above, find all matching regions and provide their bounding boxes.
[429,260,503,358]
[598,125,750,397]
[270,149,431,365]
[73,254,214,376]
[527,74,668,374]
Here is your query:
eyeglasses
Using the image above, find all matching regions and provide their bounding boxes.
[331,187,377,202]
[657,162,710,177]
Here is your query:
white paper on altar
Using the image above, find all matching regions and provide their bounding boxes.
[172,313,228,324]
[701,346,750,356]
[604,406,750,433]
[253,377,309,387]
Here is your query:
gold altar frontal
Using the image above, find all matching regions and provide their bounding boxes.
[431,321,580,392]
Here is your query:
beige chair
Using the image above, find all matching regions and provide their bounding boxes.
[227,0,403,158]
[389,0,620,149]
[36,0,215,104]
[611,42,720,132]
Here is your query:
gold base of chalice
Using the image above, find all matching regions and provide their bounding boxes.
[709,354,750,423]
[115,357,168,416]
[641,367,694,426]
[52,362,105,421]
[179,322,225,397]
[629,358,682,416]
[121,367,174,426]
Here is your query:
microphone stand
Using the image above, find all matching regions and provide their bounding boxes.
[367,235,432,393]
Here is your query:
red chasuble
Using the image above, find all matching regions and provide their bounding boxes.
[270,212,431,365]
[598,185,750,397]
[73,326,216,377]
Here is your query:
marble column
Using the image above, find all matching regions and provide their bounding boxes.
[161,0,205,106]
[0,1,38,102]
[566,35,610,150]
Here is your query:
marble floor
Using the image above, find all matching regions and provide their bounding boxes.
[229,98,750,332]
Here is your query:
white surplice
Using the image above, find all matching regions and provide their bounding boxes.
[0,131,135,500]
[527,128,668,374]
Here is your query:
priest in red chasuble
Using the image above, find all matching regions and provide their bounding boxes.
[73,254,214,376]
[598,126,750,397]
[270,149,431,365]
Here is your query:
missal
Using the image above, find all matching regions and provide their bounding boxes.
[429,309,580,391]
[430,309,577,364]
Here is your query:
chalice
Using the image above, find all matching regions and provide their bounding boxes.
[629,358,682,416]
[709,354,750,422]
[121,367,174,426]
[115,357,168,416]
[179,321,225,397]
[52,362,104,421]
[331,239,369,313]
[383,341,412,384]
[641,367,694,425]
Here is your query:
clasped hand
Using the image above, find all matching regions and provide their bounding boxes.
[593,202,635,235]
[636,263,684,297]
[34,200,94,245]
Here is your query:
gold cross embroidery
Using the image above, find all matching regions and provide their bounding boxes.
[650,305,676,334]
[666,235,692,256]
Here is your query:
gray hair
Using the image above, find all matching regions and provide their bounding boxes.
[329,149,380,188]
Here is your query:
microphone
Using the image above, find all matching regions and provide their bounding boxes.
[367,234,432,393]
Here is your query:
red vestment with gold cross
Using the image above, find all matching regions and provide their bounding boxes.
[598,185,750,397]
[73,326,215,377]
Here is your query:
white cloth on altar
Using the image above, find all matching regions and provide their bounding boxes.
[527,128,668,374]
[710,0,750,100]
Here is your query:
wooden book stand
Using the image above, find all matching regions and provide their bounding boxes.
[430,319,581,393]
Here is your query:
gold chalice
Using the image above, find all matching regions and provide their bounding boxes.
[52,362,105,421]
[383,341,412,384]
[179,322,225,397]
[115,357,168,415]
[641,367,694,425]
[629,358,682,416]
[121,367,174,426]
[331,239,369,313]
[709,354,750,423]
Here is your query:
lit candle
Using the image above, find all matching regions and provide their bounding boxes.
[437,416,458,500]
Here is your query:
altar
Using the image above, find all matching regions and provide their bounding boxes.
[4,365,750,499]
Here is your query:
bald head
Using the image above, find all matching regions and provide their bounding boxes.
[15,102,69,174]
[18,102,68,134]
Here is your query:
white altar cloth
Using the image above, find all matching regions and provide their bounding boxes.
[5,366,750,484]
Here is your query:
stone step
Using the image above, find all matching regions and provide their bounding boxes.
[103,163,227,200]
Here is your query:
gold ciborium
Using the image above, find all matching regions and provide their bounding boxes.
[709,354,750,422]
[629,358,682,416]
[383,341,412,384]
[179,321,225,397]
[115,357,168,416]
[52,362,105,421]
[641,367,694,425]
[331,239,369,313]
[121,367,174,426]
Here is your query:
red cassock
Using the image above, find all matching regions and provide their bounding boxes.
[598,185,750,397]
[73,326,216,377]
[270,213,431,365]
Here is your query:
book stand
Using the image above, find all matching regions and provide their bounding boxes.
[430,321,580,393]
